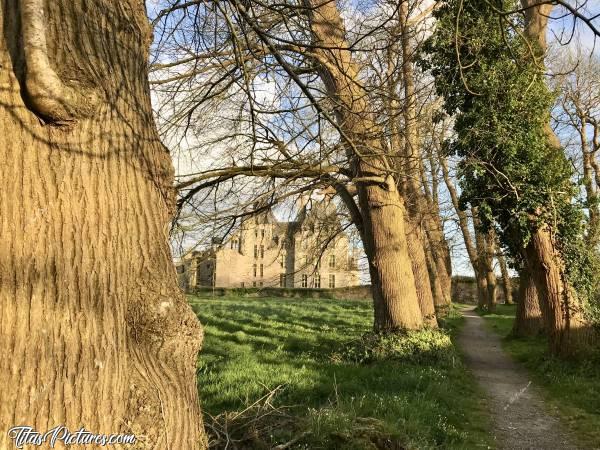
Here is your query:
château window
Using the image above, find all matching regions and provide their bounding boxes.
[329,274,335,289]
[279,274,286,287]
[301,274,308,288]
[280,254,285,268]
[254,245,258,258]
[314,273,321,288]
[241,282,245,288]
[260,264,264,277]
[261,229,265,238]
[253,281,257,287]
[253,264,257,277]
[260,245,264,258]
[329,254,335,269]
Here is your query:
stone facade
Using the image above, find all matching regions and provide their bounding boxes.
[177,200,360,290]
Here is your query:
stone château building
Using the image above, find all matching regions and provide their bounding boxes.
[177,200,360,290]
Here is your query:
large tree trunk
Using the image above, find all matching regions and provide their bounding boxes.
[423,218,453,306]
[304,0,423,331]
[513,268,544,337]
[419,159,453,306]
[359,185,425,331]
[483,230,498,312]
[475,269,489,310]
[425,244,450,311]
[524,226,587,355]
[0,1,205,448]
[497,251,514,305]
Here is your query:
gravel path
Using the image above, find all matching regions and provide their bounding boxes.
[457,306,582,450]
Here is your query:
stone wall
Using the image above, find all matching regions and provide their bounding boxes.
[189,285,372,300]
[451,276,520,304]
[184,277,520,303]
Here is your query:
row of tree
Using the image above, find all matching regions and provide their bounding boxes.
[153,0,600,354]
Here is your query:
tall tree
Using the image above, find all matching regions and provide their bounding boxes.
[398,0,452,312]
[299,0,423,330]
[393,0,438,324]
[519,0,596,353]
[0,1,205,448]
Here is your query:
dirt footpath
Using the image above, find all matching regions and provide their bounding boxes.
[457,306,582,450]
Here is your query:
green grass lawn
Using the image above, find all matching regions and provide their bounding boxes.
[480,304,600,448]
[190,295,492,449]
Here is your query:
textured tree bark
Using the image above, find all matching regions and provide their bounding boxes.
[0,1,205,448]
[360,182,425,331]
[483,230,498,312]
[425,245,448,309]
[523,226,589,355]
[497,251,514,305]
[405,217,438,327]
[475,270,489,310]
[303,0,423,330]
[472,210,497,310]
[423,219,453,306]
[419,157,453,306]
[513,268,544,337]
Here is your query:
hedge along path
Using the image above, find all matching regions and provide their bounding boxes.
[457,306,580,450]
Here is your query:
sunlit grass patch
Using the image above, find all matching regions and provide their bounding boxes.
[191,296,492,449]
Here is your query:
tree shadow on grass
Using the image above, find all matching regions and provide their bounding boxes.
[192,296,492,449]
